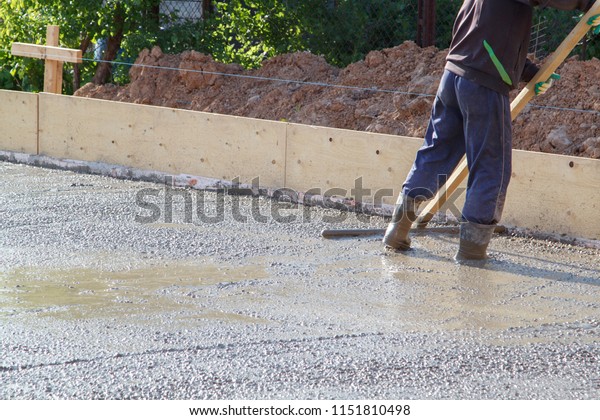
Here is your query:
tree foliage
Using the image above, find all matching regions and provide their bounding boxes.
[0,0,162,93]
[1,0,598,94]
[206,0,305,67]
[290,0,417,67]
[167,0,418,68]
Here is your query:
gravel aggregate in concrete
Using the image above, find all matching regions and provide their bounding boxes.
[1,162,599,399]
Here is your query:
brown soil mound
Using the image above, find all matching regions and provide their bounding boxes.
[75,41,600,159]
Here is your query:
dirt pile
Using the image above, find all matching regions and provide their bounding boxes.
[75,41,600,159]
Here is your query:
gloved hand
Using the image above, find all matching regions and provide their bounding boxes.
[588,14,600,35]
[535,73,560,96]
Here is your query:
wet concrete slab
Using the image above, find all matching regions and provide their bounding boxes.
[1,161,599,399]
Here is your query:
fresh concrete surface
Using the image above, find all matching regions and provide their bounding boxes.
[1,161,599,399]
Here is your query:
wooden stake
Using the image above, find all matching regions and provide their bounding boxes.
[11,25,82,94]
[415,1,600,227]
[44,26,61,94]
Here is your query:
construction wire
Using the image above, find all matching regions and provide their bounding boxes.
[84,57,436,98]
[3,47,600,116]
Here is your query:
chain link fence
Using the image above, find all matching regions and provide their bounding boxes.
[160,0,205,21]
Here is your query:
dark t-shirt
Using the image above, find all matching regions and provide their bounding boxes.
[445,0,592,95]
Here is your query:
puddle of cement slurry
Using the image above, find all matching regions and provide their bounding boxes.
[377,243,600,335]
[1,231,598,343]
[0,260,267,322]
[299,232,600,339]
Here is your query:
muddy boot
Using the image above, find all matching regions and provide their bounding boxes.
[454,221,496,261]
[382,195,421,251]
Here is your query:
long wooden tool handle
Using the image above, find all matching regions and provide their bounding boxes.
[415,1,600,227]
[321,225,506,239]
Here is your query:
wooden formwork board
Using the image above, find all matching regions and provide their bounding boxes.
[284,122,600,240]
[0,90,38,154]
[38,93,287,187]
[285,123,423,205]
[505,150,600,240]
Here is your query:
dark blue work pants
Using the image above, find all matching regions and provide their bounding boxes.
[402,70,512,225]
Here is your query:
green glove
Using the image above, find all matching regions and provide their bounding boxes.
[534,73,560,96]
[588,14,600,35]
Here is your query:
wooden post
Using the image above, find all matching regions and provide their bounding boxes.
[202,0,213,17]
[44,26,62,94]
[415,1,600,227]
[11,25,82,94]
[417,0,436,48]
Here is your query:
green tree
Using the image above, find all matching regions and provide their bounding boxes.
[93,1,164,85]
[155,0,306,69]
[0,0,59,91]
[0,0,307,90]
[290,0,417,67]
[205,0,305,68]
[0,0,162,93]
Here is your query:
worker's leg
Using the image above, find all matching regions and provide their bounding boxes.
[384,70,465,250]
[458,77,512,225]
[401,70,467,200]
[455,76,511,260]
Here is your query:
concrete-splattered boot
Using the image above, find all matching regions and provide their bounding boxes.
[455,221,496,261]
[382,195,422,251]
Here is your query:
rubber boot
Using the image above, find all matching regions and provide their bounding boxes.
[382,195,421,251]
[454,221,495,261]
